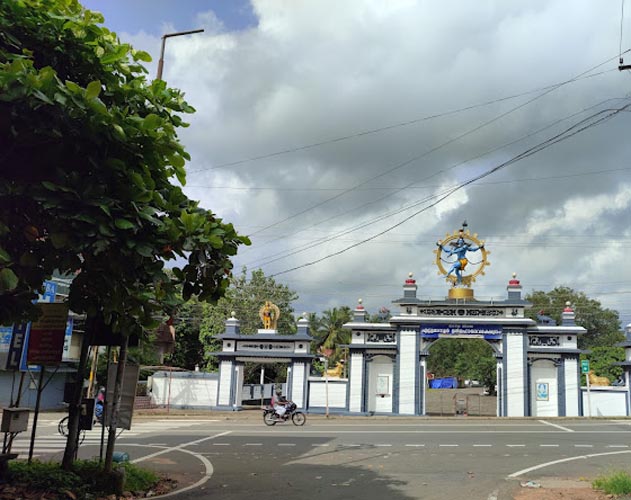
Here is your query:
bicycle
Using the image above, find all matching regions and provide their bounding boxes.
[57,415,86,444]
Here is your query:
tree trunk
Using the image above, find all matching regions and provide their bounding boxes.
[104,334,129,473]
[61,315,94,470]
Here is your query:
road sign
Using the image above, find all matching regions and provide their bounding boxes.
[27,303,69,366]
[581,359,590,374]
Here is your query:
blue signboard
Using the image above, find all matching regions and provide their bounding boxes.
[420,324,502,340]
[7,323,30,371]
[40,280,57,303]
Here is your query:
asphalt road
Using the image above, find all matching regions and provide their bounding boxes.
[20,415,631,500]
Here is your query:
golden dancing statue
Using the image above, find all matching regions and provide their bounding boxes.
[259,301,281,330]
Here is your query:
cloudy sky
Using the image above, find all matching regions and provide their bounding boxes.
[82,0,631,328]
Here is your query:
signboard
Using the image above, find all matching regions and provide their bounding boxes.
[420,324,503,340]
[5,323,30,371]
[61,316,75,361]
[536,382,549,401]
[26,303,69,366]
[237,341,294,352]
[40,280,57,303]
[581,359,590,374]
[0,325,16,370]
[105,363,140,430]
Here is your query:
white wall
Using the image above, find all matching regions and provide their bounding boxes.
[506,333,525,416]
[530,360,558,417]
[308,379,348,408]
[398,331,416,414]
[217,360,233,406]
[564,358,580,416]
[367,356,393,413]
[151,372,219,408]
[582,388,628,417]
[291,362,306,408]
[349,352,364,412]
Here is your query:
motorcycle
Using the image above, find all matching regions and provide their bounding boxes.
[263,401,306,426]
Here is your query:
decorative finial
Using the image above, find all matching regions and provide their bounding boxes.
[564,301,573,312]
[512,272,517,279]
[358,298,363,305]
[230,311,236,318]
[302,312,307,319]
[408,272,413,278]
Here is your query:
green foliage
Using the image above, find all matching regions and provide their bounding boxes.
[199,268,299,370]
[310,306,353,363]
[0,0,249,334]
[525,287,623,349]
[593,470,631,495]
[8,459,158,498]
[428,338,496,390]
[120,461,159,492]
[580,346,624,384]
[166,298,206,370]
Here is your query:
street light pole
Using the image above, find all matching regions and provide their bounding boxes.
[156,29,204,80]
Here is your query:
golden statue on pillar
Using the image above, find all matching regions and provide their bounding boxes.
[259,301,281,330]
[434,221,490,299]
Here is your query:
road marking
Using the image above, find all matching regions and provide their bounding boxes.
[312,444,329,447]
[374,444,392,447]
[439,444,458,447]
[278,443,296,447]
[244,443,262,446]
[574,444,593,448]
[607,445,629,448]
[538,420,574,432]
[213,443,230,446]
[507,444,525,447]
[539,444,559,447]
[508,450,631,478]
[132,431,231,464]
[405,444,425,447]
[473,444,492,447]
[129,444,215,499]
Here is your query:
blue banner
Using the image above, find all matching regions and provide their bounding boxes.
[421,323,502,340]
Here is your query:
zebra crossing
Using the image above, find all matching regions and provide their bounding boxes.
[7,419,216,457]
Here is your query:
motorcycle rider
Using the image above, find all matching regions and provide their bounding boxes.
[273,389,289,419]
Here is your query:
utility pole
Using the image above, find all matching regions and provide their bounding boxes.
[156,29,204,80]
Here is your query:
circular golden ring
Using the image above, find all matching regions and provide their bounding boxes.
[434,230,490,286]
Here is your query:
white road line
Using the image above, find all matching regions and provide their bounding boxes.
[439,444,459,447]
[607,445,629,448]
[312,444,329,447]
[244,443,262,446]
[278,443,296,447]
[473,444,492,447]
[574,444,593,447]
[539,444,559,447]
[213,443,230,446]
[132,431,231,464]
[341,444,361,447]
[508,450,631,478]
[374,444,392,447]
[405,444,425,447]
[538,420,574,432]
[507,444,525,447]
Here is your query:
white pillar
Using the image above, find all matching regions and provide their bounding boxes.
[349,352,364,413]
[398,329,417,415]
[217,360,234,406]
[505,332,526,416]
[291,362,306,409]
[564,358,580,416]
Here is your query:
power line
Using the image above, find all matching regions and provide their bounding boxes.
[246,53,627,238]
[187,70,617,173]
[244,98,630,267]
[268,101,631,277]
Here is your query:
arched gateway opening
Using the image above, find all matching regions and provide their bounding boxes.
[425,338,497,416]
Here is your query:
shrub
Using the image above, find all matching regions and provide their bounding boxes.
[592,470,631,495]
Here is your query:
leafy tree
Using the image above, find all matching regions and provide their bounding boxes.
[525,287,623,349]
[166,298,205,370]
[580,347,625,384]
[428,338,496,391]
[312,307,352,363]
[0,0,248,471]
[200,268,299,370]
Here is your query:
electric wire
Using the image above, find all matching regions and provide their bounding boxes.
[245,97,630,268]
[246,53,628,238]
[268,101,631,277]
[188,70,616,173]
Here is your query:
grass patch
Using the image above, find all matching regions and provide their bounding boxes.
[7,459,160,498]
[592,470,631,495]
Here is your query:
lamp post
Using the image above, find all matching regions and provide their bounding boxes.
[156,29,204,80]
